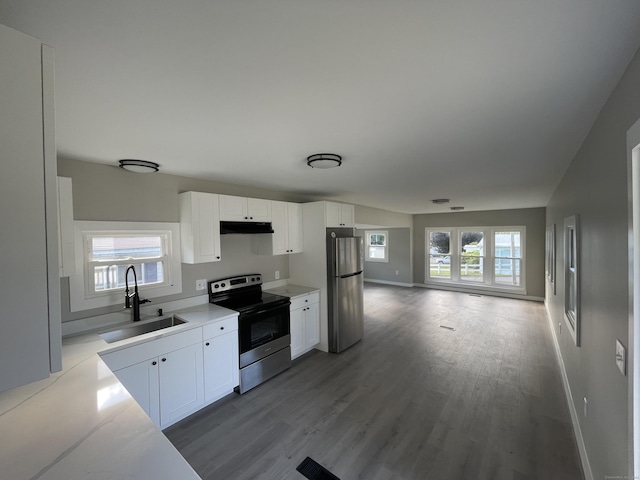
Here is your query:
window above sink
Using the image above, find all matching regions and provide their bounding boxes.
[69,221,182,312]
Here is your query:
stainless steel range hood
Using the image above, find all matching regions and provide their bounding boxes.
[220,221,274,234]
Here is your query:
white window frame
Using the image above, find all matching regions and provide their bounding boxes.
[69,221,182,312]
[459,228,486,284]
[563,215,580,346]
[545,224,556,295]
[492,228,525,289]
[426,226,526,294]
[365,230,389,263]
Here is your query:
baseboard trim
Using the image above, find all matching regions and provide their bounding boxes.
[363,278,415,288]
[415,282,544,302]
[544,300,593,480]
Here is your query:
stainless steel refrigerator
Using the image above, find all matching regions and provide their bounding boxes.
[327,228,364,353]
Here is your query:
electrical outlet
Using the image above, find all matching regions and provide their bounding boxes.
[275,270,280,280]
[616,339,626,375]
[395,270,399,275]
[196,279,207,291]
[583,397,588,418]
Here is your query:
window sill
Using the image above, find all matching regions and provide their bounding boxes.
[424,278,527,296]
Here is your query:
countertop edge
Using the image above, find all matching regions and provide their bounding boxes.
[0,305,239,480]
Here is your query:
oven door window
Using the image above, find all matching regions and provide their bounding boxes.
[239,304,290,354]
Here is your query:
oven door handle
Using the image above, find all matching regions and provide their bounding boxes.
[243,302,289,318]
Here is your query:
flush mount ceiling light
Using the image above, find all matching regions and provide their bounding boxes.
[306,153,342,169]
[118,159,159,173]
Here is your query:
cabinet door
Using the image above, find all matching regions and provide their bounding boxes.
[290,306,305,359]
[304,302,320,350]
[219,195,247,221]
[115,359,160,426]
[270,200,288,255]
[247,198,271,222]
[203,332,239,403]
[325,202,342,227]
[339,204,355,227]
[180,191,221,263]
[287,202,303,253]
[158,343,204,427]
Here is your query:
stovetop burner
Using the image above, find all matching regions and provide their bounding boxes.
[208,273,289,313]
[212,290,289,313]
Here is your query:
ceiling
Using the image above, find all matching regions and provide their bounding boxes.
[2,1,640,214]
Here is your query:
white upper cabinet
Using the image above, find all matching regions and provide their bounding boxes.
[179,191,221,264]
[287,202,304,253]
[219,195,271,222]
[257,201,303,255]
[325,201,355,227]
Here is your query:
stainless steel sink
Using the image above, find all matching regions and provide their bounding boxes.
[99,316,187,344]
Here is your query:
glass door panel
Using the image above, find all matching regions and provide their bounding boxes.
[428,231,451,279]
[494,231,522,286]
[460,231,484,282]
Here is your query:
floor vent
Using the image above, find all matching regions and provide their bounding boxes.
[439,325,456,331]
[296,457,340,480]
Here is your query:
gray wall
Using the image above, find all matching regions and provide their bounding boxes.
[58,157,305,322]
[546,48,640,479]
[356,228,413,284]
[355,204,413,228]
[413,207,546,298]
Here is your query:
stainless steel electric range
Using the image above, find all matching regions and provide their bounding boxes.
[208,274,291,393]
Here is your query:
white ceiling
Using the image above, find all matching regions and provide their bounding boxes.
[2,1,640,214]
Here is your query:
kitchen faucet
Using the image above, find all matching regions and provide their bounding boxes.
[124,265,150,322]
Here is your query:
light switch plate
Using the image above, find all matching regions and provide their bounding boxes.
[616,339,626,376]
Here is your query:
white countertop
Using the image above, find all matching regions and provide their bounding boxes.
[265,284,320,298]
[0,303,237,480]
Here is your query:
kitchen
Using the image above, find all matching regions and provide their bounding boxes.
[2,2,640,479]
[0,154,404,479]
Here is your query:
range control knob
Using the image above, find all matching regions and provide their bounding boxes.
[213,283,219,289]
[221,283,226,288]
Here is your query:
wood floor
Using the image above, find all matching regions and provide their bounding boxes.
[164,284,584,480]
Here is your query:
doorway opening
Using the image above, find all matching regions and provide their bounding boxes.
[626,116,640,479]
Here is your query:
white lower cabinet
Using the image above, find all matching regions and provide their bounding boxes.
[289,292,320,359]
[158,343,204,427]
[101,322,238,429]
[114,359,159,425]
[111,341,204,429]
[203,317,239,403]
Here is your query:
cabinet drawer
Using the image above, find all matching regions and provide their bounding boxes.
[202,316,238,339]
[290,291,320,311]
[101,328,203,371]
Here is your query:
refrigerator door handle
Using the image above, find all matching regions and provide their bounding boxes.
[339,271,362,279]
